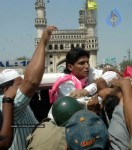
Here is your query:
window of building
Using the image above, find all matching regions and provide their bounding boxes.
[82,44,85,48]
[60,44,63,49]
[71,44,74,49]
[76,44,79,48]
[55,45,58,49]
[49,45,52,50]
[65,44,69,48]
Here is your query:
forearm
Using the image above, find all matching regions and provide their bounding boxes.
[26,26,57,86]
[24,39,45,88]
[20,26,57,96]
[0,103,13,149]
[84,83,97,96]
[24,29,48,87]
[84,77,108,96]
[121,80,132,135]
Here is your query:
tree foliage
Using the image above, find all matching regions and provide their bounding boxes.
[16,56,30,61]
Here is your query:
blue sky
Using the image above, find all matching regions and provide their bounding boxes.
[0,0,132,65]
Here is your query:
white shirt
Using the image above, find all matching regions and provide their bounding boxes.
[48,68,103,120]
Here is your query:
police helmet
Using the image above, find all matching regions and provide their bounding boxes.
[52,96,83,126]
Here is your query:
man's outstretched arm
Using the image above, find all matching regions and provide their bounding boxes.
[20,26,57,97]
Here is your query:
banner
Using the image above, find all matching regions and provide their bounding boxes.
[87,0,97,11]
[0,60,30,67]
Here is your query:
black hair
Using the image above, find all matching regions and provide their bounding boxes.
[0,80,14,95]
[104,95,120,120]
[64,48,90,74]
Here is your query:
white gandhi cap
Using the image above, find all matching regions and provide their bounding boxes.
[0,69,20,85]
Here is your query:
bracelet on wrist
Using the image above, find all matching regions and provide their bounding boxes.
[2,97,14,103]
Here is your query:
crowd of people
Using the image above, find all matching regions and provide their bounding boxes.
[0,25,132,150]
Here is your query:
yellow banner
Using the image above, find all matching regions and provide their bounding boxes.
[88,0,97,10]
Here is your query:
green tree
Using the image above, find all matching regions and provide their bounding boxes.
[16,56,30,61]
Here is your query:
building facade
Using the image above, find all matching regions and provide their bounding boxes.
[35,0,98,73]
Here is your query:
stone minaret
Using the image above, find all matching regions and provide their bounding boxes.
[35,0,47,47]
[79,10,86,29]
[84,0,98,68]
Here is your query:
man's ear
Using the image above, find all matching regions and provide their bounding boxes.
[67,64,73,72]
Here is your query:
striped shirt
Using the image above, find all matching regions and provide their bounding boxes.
[0,89,38,150]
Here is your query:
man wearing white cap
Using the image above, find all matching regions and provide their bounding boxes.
[0,25,57,150]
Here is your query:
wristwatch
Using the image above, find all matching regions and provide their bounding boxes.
[2,97,14,103]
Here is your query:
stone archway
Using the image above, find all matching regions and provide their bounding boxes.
[56,59,66,73]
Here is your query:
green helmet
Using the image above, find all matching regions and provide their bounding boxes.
[52,96,83,126]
